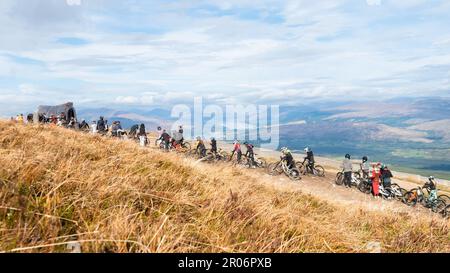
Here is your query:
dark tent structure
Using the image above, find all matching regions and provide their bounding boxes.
[35,102,77,122]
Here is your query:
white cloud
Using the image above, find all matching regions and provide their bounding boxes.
[0,0,450,116]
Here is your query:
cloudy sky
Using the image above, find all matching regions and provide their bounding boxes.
[1,0,450,116]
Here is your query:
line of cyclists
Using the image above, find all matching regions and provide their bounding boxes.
[16,114,450,218]
[338,154,449,217]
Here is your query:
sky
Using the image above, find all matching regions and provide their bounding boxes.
[1,0,450,116]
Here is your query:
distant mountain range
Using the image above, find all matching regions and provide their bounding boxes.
[74,96,450,178]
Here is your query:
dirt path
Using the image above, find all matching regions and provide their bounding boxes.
[146,138,448,222]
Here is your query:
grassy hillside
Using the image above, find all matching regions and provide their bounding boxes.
[0,121,449,253]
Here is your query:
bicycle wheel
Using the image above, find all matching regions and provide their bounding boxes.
[267,162,283,175]
[286,168,301,181]
[358,180,372,194]
[432,199,447,214]
[335,172,344,186]
[296,162,306,175]
[404,191,418,206]
[314,165,325,177]
[182,142,191,150]
[257,158,267,168]
[396,188,408,202]
[438,195,450,205]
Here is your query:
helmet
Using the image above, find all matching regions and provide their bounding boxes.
[345,154,351,159]
[362,156,368,162]
[196,136,201,141]
[304,147,310,152]
[429,176,435,180]
[211,137,215,140]
[244,142,248,145]
[281,147,289,154]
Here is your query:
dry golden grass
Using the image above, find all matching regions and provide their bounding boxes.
[0,121,449,253]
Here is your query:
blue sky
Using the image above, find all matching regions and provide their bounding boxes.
[0,0,450,116]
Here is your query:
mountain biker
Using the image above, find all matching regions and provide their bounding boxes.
[111,121,120,137]
[210,137,217,154]
[281,147,296,170]
[27,113,33,124]
[302,147,315,174]
[231,140,242,163]
[79,119,89,130]
[341,154,353,188]
[424,176,438,204]
[137,124,147,146]
[195,137,207,157]
[97,116,106,133]
[178,125,184,145]
[380,164,393,189]
[129,124,139,139]
[244,142,256,167]
[159,129,171,151]
[361,156,370,179]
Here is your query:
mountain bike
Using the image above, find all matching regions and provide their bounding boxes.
[240,154,267,169]
[335,171,361,186]
[200,149,231,163]
[403,187,447,213]
[378,183,407,201]
[297,160,325,177]
[267,159,301,181]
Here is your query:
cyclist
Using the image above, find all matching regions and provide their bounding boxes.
[244,142,256,167]
[178,126,184,145]
[361,156,370,179]
[231,140,242,163]
[302,147,315,174]
[210,137,217,154]
[79,119,90,131]
[159,129,171,151]
[380,164,393,190]
[341,154,353,188]
[281,147,296,170]
[138,124,147,146]
[424,176,438,204]
[97,116,106,133]
[195,137,207,158]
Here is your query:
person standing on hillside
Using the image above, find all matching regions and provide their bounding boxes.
[341,154,353,188]
[138,124,147,147]
[195,137,207,158]
[380,165,393,190]
[303,147,315,174]
[371,163,381,197]
[244,142,256,167]
[79,119,90,131]
[159,129,171,151]
[178,125,184,146]
[424,176,438,205]
[97,117,106,133]
[361,156,370,179]
[231,140,242,163]
[210,137,217,154]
